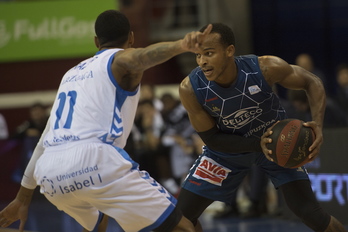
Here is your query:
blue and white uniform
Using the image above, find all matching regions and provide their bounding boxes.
[181,55,309,203]
[33,49,176,232]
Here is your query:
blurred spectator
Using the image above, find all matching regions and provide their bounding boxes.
[12,102,48,140]
[125,84,163,160]
[0,113,8,139]
[132,99,164,181]
[140,84,163,111]
[11,102,49,182]
[160,93,197,193]
[287,90,347,127]
[295,53,328,90]
[334,63,348,121]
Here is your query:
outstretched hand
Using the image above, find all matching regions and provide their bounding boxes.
[181,24,213,53]
[0,186,34,232]
[0,199,29,231]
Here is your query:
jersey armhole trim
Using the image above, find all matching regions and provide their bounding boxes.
[107,53,139,97]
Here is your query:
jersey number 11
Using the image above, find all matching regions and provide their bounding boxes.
[54,91,77,130]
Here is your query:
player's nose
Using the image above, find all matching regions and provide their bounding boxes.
[197,56,207,66]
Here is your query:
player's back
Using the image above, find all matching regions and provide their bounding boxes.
[44,49,140,149]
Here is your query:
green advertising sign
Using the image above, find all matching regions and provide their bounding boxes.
[0,0,117,63]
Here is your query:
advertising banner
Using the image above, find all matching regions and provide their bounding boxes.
[0,0,117,62]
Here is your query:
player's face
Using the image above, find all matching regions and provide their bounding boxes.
[195,33,234,83]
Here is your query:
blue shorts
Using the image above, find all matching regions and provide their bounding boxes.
[181,148,309,204]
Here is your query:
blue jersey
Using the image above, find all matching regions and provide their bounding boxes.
[189,55,287,153]
[183,55,309,202]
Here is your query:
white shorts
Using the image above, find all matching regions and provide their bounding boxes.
[34,142,177,232]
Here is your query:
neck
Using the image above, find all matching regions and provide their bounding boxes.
[215,60,238,88]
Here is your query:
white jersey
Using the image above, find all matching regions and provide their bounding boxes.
[44,48,140,149]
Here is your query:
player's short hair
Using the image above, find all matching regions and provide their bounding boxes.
[95,10,130,47]
[200,23,235,48]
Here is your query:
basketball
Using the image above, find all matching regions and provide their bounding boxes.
[267,119,315,169]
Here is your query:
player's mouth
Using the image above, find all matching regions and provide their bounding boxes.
[202,68,213,77]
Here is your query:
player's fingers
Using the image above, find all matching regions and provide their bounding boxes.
[309,139,318,153]
[264,150,274,162]
[19,219,26,232]
[0,215,8,227]
[303,121,317,128]
[309,132,322,153]
[266,130,272,135]
[269,120,280,131]
[308,151,318,161]
[308,133,321,158]
[262,128,273,138]
[202,24,212,36]
[260,136,273,162]
[0,219,12,228]
[188,33,197,50]
[193,24,213,49]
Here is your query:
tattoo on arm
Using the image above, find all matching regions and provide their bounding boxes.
[134,42,182,70]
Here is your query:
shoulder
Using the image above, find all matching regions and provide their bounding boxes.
[258,55,289,69]
[112,48,134,67]
[258,55,293,84]
[179,76,193,96]
[111,48,143,91]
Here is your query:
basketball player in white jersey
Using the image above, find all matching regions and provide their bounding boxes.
[0,10,212,232]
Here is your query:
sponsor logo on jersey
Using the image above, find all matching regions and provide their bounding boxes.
[193,157,231,186]
[222,106,263,129]
[205,96,218,102]
[244,119,276,137]
[212,106,220,112]
[248,85,261,95]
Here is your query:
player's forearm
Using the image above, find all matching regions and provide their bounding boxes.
[125,40,185,72]
[16,186,35,204]
[197,126,262,153]
[21,120,49,189]
[306,78,326,128]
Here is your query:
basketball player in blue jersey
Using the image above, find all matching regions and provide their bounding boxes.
[177,23,347,232]
[0,10,213,232]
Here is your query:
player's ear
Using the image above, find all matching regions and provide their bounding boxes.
[226,45,235,57]
[128,31,134,47]
[94,36,100,49]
